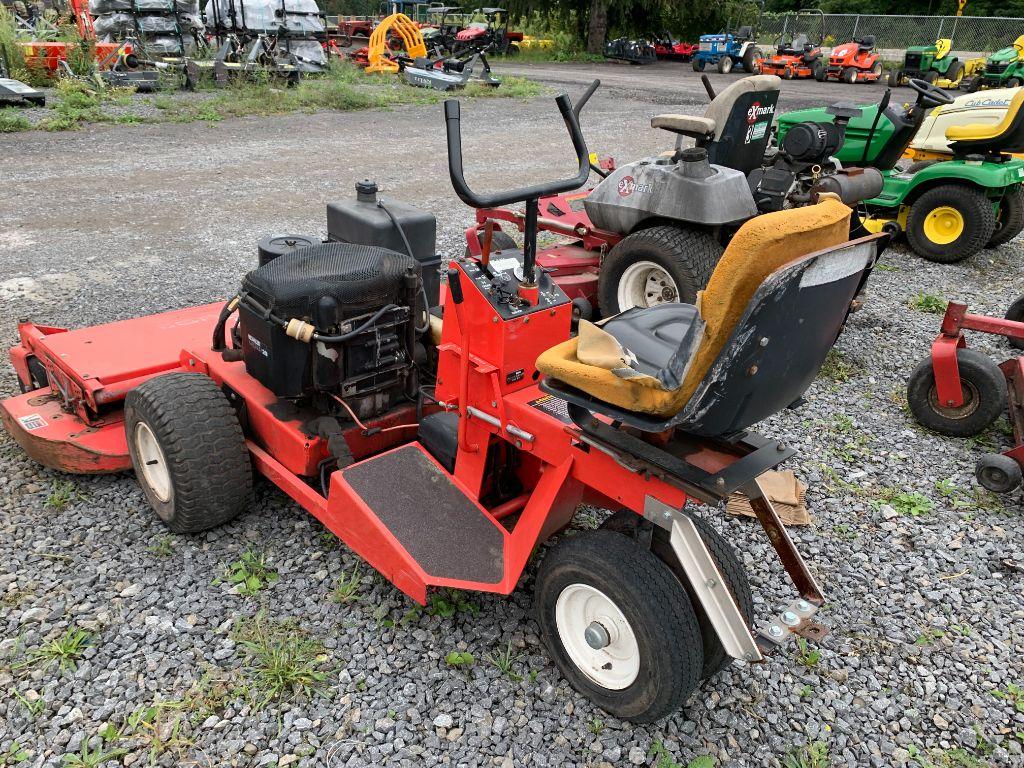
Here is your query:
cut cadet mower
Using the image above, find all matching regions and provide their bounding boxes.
[907,298,1024,495]
[471,76,882,316]
[777,79,1024,262]
[692,1,764,75]
[1,88,888,723]
[968,35,1024,91]
[888,38,964,88]
[903,87,1024,166]
[759,9,825,81]
[820,35,882,84]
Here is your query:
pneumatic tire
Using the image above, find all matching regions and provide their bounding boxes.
[742,46,760,73]
[598,225,723,316]
[599,510,753,679]
[718,56,733,74]
[535,530,703,723]
[464,229,518,258]
[692,58,702,72]
[1004,294,1024,350]
[976,453,1022,494]
[125,373,252,533]
[842,66,857,84]
[906,348,1006,437]
[906,185,997,263]
[987,186,1024,248]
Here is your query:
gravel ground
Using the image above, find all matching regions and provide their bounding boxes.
[1,70,1024,768]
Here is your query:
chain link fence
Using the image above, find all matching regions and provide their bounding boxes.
[757,13,1023,58]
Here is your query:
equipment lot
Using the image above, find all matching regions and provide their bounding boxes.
[1,61,1023,767]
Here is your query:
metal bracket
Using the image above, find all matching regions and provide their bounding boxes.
[646,496,764,664]
[756,598,828,650]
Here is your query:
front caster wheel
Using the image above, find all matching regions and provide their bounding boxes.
[125,372,252,533]
[976,453,1022,494]
[535,530,703,723]
[906,348,1006,437]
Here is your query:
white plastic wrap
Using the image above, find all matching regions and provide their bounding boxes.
[281,37,325,65]
[203,0,324,34]
[89,0,197,14]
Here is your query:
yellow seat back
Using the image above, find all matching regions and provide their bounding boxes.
[946,88,1024,143]
[935,38,952,59]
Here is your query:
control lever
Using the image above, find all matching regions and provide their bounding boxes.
[447,268,464,304]
[701,74,716,101]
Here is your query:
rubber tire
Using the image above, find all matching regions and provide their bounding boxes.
[692,58,703,72]
[840,66,856,84]
[124,373,252,533]
[945,60,963,85]
[465,229,518,258]
[905,185,997,263]
[718,56,733,74]
[966,77,982,93]
[987,186,1024,248]
[535,530,703,723]
[813,60,825,81]
[904,160,939,174]
[1004,295,1024,351]
[871,61,883,80]
[782,67,793,80]
[1008,76,1022,88]
[906,348,1006,438]
[599,510,754,679]
[742,46,758,73]
[597,225,723,316]
[975,453,1022,494]
[888,69,902,87]
[924,69,939,84]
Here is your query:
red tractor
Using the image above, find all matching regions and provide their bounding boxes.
[820,35,883,84]
[652,33,697,62]
[453,7,523,55]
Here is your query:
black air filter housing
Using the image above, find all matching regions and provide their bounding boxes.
[238,242,421,400]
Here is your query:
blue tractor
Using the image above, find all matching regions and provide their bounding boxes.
[692,2,764,74]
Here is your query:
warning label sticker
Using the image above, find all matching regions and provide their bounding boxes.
[527,394,571,423]
[18,414,48,431]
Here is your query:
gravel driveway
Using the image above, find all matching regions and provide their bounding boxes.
[1,70,1023,768]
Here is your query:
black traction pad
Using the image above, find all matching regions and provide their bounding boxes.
[342,444,505,584]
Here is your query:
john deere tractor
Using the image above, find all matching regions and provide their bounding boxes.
[969,35,1024,91]
[889,39,963,88]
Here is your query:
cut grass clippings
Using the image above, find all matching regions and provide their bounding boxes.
[3,61,544,133]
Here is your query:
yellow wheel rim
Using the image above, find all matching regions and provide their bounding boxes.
[922,205,965,245]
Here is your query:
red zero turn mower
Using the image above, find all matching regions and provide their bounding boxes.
[2,88,887,722]
[908,299,1024,494]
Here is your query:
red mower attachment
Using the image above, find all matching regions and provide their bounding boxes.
[907,299,1024,493]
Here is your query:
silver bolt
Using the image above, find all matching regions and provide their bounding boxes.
[768,625,784,638]
[797,599,811,612]
[491,401,497,407]
[706,579,717,589]
[492,317,498,323]
[584,622,611,650]
[759,337,769,347]
[782,610,800,626]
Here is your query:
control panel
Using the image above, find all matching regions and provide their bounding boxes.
[456,252,570,320]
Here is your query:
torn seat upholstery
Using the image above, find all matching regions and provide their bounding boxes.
[536,199,876,437]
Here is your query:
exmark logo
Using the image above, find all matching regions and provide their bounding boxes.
[617,175,653,197]
[746,101,775,124]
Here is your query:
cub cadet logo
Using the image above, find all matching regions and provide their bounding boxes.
[746,101,775,124]
[617,175,653,197]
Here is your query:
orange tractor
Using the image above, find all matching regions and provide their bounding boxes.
[759,10,825,80]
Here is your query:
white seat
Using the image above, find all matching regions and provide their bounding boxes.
[651,114,716,137]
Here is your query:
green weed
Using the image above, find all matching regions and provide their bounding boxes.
[795,637,821,668]
[4,742,30,764]
[45,480,88,510]
[991,682,1024,713]
[222,549,279,596]
[880,490,934,517]
[231,612,330,707]
[819,349,859,382]
[0,107,30,132]
[914,628,945,646]
[147,536,174,558]
[427,588,479,618]
[11,687,44,718]
[587,717,604,735]
[330,565,362,604]
[20,627,92,673]
[485,639,522,681]
[60,742,127,767]
[782,741,830,768]
[909,293,948,314]
[444,650,475,668]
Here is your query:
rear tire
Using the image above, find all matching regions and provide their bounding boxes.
[924,69,939,84]
[599,510,753,679]
[535,530,703,723]
[598,225,723,316]
[888,69,902,87]
[718,56,733,74]
[1008,76,1022,88]
[945,60,963,85]
[906,348,1006,437]
[976,454,1022,494]
[905,184,997,263]
[692,58,702,72]
[871,61,882,80]
[987,186,1024,248]
[742,46,759,73]
[813,60,825,81]
[1004,294,1024,351]
[125,373,252,533]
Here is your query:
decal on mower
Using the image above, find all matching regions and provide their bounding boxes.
[18,414,47,431]
[617,175,653,197]
[527,394,571,423]
[745,121,769,144]
[746,101,775,124]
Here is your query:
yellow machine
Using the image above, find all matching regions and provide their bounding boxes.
[903,87,1024,164]
[366,12,427,73]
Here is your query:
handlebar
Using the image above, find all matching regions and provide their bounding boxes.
[444,90,592,210]
[573,78,600,121]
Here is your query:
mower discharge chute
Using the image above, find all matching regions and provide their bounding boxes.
[778,78,1024,261]
[2,84,889,724]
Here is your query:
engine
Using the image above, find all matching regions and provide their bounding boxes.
[235,242,422,421]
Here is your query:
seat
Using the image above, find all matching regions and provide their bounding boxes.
[947,88,1024,156]
[536,199,885,437]
[856,35,875,52]
[651,75,782,173]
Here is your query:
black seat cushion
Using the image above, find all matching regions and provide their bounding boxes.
[601,303,702,389]
[856,35,875,51]
[242,242,419,320]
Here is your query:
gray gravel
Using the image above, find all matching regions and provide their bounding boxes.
[2,70,1024,768]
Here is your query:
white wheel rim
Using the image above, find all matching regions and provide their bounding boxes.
[134,422,172,503]
[617,260,679,310]
[554,583,640,690]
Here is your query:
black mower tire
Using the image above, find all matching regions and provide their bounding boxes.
[813,60,826,81]
[1005,295,1024,350]
[464,229,518,258]
[598,225,723,316]
[1009,76,1023,88]
[904,160,939,174]
[599,510,753,679]
[124,372,252,533]
[888,69,902,87]
[692,58,702,72]
[718,56,733,74]
[924,69,939,84]
[742,46,759,73]
[842,66,858,84]
[945,60,963,85]
[906,348,1006,438]
[975,453,1023,494]
[906,184,997,263]
[535,529,703,723]
[988,186,1024,248]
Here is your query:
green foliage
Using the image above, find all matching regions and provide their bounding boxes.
[231,612,330,707]
[646,742,716,768]
[427,588,479,618]
[11,687,45,718]
[795,637,821,668]
[330,564,362,604]
[0,107,30,132]
[45,479,87,510]
[222,549,279,596]
[991,682,1024,712]
[914,627,945,646]
[783,741,830,768]
[20,628,92,673]
[909,293,948,314]
[147,536,174,558]
[444,650,475,668]
[884,491,934,517]
[484,639,522,681]
[60,742,126,767]
[819,349,860,383]
[5,742,30,764]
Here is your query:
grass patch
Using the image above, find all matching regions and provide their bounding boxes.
[329,564,362,604]
[220,549,279,596]
[818,349,859,383]
[484,639,522,681]
[11,687,44,718]
[60,743,126,768]
[794,637,821,668]
[909,293,948,314]
[231,611,330,707]
[45,479,88,510]
[914,627,946,646]
[147,536,174,558]
[427,588,479,618]
[908,745,990,768]
[18,628,92,673]
[783,741,830,768]
[444,650,475,668]
[0,107,30,132]
[648,742,716,768]
[879,490,934,517]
